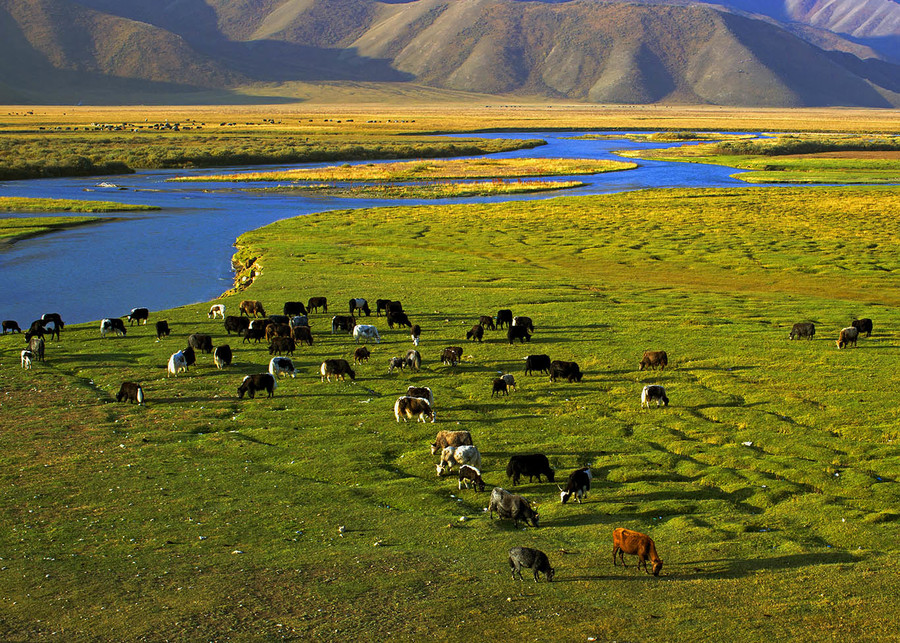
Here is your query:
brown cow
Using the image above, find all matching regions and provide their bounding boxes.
[639,350,668,371]
[430,430,472,455]
[612,528,663,576]
[239,300,266,317]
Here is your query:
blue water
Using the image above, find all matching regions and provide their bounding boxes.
[0,131,753,325]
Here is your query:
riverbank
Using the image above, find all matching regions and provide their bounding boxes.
[0,214,125,246]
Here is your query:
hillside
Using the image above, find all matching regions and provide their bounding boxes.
[1,0,898,106]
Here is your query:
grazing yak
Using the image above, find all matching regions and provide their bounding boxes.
[478,315,496,331]
[214,345,232,369]
[489,487,539,528]
[559,468,592,504]
[500,374,516,391]
[208,304,226,319]
[28,336,45,362]
[331,315,356,334]
[2,320,22,334]
[269,356,296,378]
[307,297,328,313]
[269,336,296,356]
[224,315,251,335]
[20,349,33,370]
[496,309,513,329]
[388,356,405,373]
[181,346,196,368]
[386,301,404,316]
[375,299,394,316]
[155,320,170,340]
[290,315,309,329]
[641,385,669,408]
[506,454,555,486]
[512,316,534,332]
[837,326,859,349]
[126,307,150,325]
[437,445,482,475]
[41,321,60,342]
[458,465,486,492]
[613,527,663,577]
[349,298,371,316]
[239,300,266,318]
[188,333,213,354]
[549,360,583,383]
[268,314,290,326]
[238,373,278,399]
[404,349,421,372]
[387,310,412,329]
[639,350,668,371]
[491,378,509,397]
[441,347,462,365]
[320,359,355,382]
[292,325,313,346]
[353,324,381,344]
[354,346,371,364]
[41,313,65,329]
[524,354,552,375]
[283,301,307,317]
[167,351,188,377]
[507,326,531,344]
[852,318,873,337]
[430,430,472,455]
[509,547,554,582]
[789,322,815,340]
[407,386,434,407]
[466,324,484,342]
[394,396,435,423]
[265,323,291,342]
[116,382,144,405]
[410,324,421,346]
[100,318,127,338]
[242,326,266,344]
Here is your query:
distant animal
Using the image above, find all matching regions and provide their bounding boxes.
[506,454,555,486]
[410,324,421,346]
[437,445,481,475]
[407,386,434,407]
[507,326,531,344]
[441,347,460,366]
[404,349,421,372]
[269,336,296,356]
[466,324,484,342]
[28,319,46,336]
[394,396,435,423]
[508,547,554,582]
[239,300,266,317]
[387,310,412,329]
[385,301,404,316]
[789,322,815,340]
[238,373,278,399]
[320,359,355,382]
[208,304,226,319]
[349,298,371,316]
[155,320,170,340]
[249,319,272,332]
[354,346,371,363]
[214,345,232,369]
[331,315,356,334]
[446,346,463,362]
[242,326,266,343]
[500,374,516,391]
[116,382,144,405]
[353,324,381,344]
[496,309,514,329]
[181,346,196,368]
[491,378,508,397]
[512,316,534,332]
[188,333,213,354]
[613,527,663,576]
[852,318,873,337]
[126,307,150,325]
[641,385,669,408]
[224,315,251,335]
[478,315,496,331]
[837,326,859,349]
[307,297,328,313]
[290,315,309,328]
[42,321,60,341]
[430,430,472,455]
[268,314,290,326]
[269,356,296,378]
[524,354,552,375]
[100,318,127,338]
[458,465,485,492]
[488,487,539,528]
[2,320,21,334]
[41,313,64,329]
[283,301,308,317]
[265,323,292,342]
[167,351,188,376]
[558,468,592,504]
[292,325,313,346]
[388,357,405,373]
[28,336,45,362]
[639,350,668,371]
[550,360,583,383]
[375,299,393,316]
[20,349,33,370]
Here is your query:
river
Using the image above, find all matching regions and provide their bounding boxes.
[1,132,749,325]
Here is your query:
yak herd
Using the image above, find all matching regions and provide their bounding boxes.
[4,295,876,581]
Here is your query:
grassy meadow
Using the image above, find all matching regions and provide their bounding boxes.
[246,179,587,199]
[3,184,900,640]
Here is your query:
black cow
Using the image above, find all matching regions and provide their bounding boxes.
[238,373,277,399]
[268,314,290,326]
[789,322,815,340]
[559,468,592,504]
[387,311,412,329]
[214,344,232,369]
[188,333,213,354]
[116,382,144,405]
[242,326,266,343]
[478,315,496,331]
[224,315,251,335]
[307,297,328,313]
[269,336,296,356]
[283,301,308,316]
[467,324,484,342]
[492,378,509,397]
[549,360,583,383]
[507,326,531,344]
[182,346,196,368]
[126,307,150,325]
[2,320,21,334]
[292,325,313,346]
[155,320,170,340]
[852,318,873,337]
[496,309,514,329]
[349,298,371,316]
[320,358,356,382]
[506,454,555,486]
[489,487,539,528]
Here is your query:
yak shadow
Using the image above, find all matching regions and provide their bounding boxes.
[673,551,859,580]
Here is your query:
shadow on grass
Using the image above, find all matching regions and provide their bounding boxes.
[674,551,859,580]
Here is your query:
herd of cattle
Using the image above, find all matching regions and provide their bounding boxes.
[4,296,877,581]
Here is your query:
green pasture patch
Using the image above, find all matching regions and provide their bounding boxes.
[0,198,158,213]
[2,186,900,639]
[0,214,131,243]
[243,179,587,199]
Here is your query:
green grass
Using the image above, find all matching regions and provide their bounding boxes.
[245,179,587,198]
[0,215,119,243]
[2,186,900,640]
[0,198,159,213]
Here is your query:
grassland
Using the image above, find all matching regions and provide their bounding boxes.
[3,185,900,641]
[246,179,587,199]
[178,158,634,183]
[620,134,900,184]
[0,198,159,213]
[0,215,119,244]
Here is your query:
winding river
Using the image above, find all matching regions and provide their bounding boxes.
[1,132,749,325]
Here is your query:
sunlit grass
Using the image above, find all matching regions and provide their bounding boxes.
[0,215,113,242]
[246,179,587,198]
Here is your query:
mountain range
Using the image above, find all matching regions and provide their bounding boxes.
[2,0,898,106]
